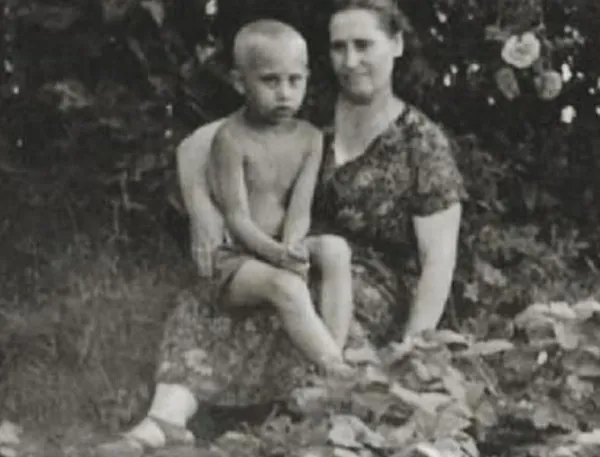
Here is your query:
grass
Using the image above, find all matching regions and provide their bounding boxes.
[1,240,182,426]
[0,172,198,444]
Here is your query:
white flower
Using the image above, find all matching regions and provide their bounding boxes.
[205,0,217,16]
[467,62,481,74]
[561,105,576,124]
[534,70,563,100]
[501,32,541,69]
[561,63,573,83]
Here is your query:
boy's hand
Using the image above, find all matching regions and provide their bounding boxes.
[282,258,309,281]
[286,241,309,262]
[280,242,309,281]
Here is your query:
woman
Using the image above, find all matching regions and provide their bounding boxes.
[97,0,465,455]
[315,0,466,341]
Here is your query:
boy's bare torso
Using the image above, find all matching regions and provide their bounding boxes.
[210,110,317,238]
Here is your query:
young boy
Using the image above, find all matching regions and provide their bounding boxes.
[208,19,354,376]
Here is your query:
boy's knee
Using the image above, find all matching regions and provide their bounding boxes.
[266,270,309,308]
[317,235,352,269]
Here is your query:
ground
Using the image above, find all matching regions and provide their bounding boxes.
[1,164,600,457]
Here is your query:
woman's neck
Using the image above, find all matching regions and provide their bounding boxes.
[335,87,405,139]
[333,87,405,165]
[336,85,399,119]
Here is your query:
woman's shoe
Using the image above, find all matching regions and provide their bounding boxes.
[95,415,195,457]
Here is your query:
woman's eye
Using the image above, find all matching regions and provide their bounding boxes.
[355,40,372,51]
[330,41,345,53]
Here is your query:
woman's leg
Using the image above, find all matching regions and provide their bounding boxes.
[96,384,198,456]
[122,383,198,445]
[306,235,354,349]
[225,258,350,373]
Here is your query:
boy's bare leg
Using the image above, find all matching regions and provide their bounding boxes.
[306,235,354,349]
[225,259,349,372]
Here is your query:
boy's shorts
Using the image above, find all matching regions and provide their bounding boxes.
[213,244,256,297]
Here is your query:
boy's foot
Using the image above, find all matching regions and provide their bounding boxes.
[406,443,443,457]
[319,357,358,383]
[327,361,357,379]
[95,415,195,457]
[406,440,472,457]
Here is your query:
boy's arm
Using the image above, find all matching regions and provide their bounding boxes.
[282,130,323,245]
[212,127,289,266]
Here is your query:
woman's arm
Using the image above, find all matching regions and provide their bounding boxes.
[405,202,462,335]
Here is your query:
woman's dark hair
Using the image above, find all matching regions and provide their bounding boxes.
[329,0,411,36]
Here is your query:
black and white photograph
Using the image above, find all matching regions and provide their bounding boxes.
[1,0,599,456]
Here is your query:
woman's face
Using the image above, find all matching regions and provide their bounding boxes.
[329,8,403,103]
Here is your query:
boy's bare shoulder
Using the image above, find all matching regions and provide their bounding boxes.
[292,120,323,155]
[211,113,245,152]
[295,119,322,139]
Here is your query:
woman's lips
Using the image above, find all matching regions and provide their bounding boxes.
[343,73,368,82]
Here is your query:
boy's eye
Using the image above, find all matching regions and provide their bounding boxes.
[289,75,304,85]
[261,75,279,85]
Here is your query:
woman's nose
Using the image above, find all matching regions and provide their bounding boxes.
[344,47,360,68]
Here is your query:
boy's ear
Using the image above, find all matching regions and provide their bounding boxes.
[230,69,245,95]
[392,32,404,58]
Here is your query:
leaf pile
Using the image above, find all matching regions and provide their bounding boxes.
[200,300,600,457]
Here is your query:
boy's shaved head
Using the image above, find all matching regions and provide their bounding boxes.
[233,19,307,70]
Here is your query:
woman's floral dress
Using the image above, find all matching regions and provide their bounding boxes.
[155,104,467,406]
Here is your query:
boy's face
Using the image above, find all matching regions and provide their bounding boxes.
[236,37,308,125]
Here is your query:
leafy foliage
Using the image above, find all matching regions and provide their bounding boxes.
[191,311,600,457]
[1,0,600,228]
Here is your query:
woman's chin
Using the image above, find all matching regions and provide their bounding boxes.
[341,88,375,105]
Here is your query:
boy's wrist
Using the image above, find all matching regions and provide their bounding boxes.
[275,244,308,267]
[275,246,291,267]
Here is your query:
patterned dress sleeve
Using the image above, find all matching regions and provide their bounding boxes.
[410,121,468,217]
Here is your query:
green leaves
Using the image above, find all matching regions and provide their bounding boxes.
[246,303,600,457]
[39,80,94,112]
[140,0,165,27]
[23,4,82,31]
[101,0,138,23]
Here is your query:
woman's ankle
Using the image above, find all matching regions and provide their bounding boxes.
[147,383,198,427]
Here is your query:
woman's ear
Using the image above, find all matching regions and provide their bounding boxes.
[392,32,404,58]
[230,69,245,95]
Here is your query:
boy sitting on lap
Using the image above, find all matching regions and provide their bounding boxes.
[208,19,354,376]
